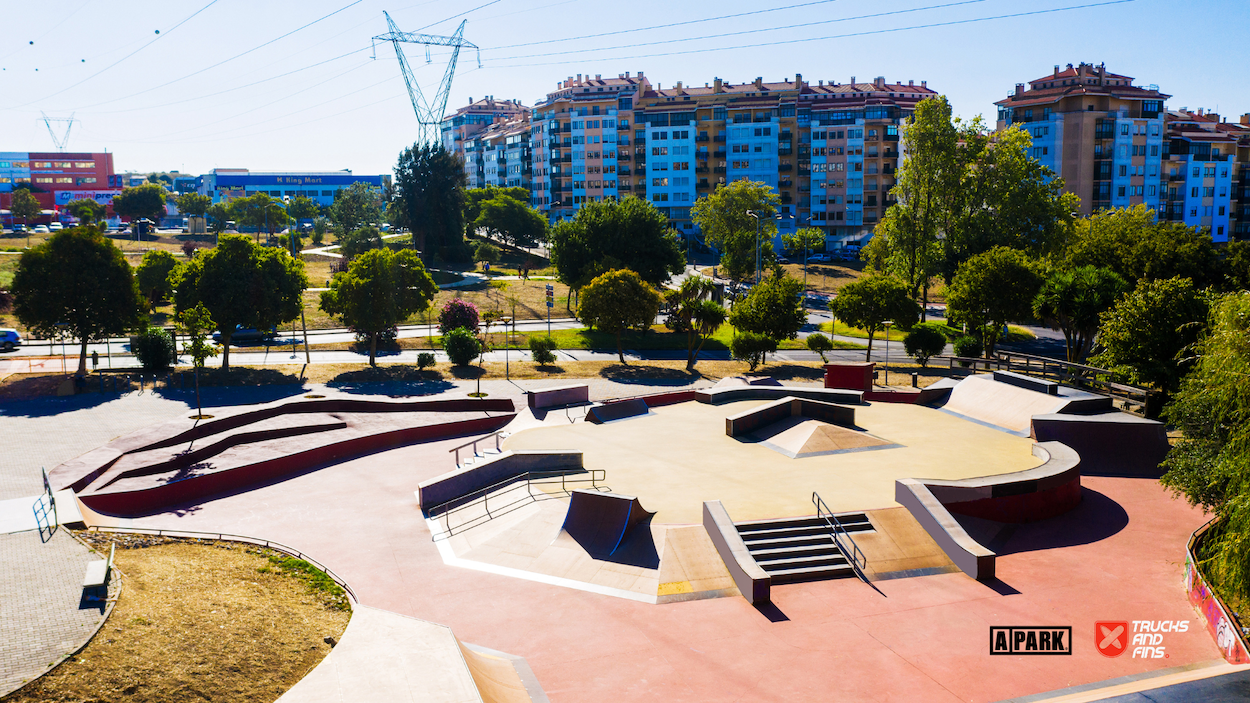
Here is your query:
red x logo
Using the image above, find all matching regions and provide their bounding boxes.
[1097,621,1129,657]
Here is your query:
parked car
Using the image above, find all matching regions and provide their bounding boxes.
[211,325,278,344]
[32,225,50,234]
[807,253,831,263]
[11,224,25,233]
[0,328,22,352]
[48,222,63,231]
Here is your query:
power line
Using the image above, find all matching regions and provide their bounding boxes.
[487,0,1137,69]
[486,0,988,61]
[414,0,503,32]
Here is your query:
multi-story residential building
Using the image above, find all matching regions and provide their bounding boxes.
[0,151,121,224]
[995,62,1171,216]
[196,168,390,207]
[1229,116,1250,241]
[440,97,529,154]
[1157,109,1250,243]
[462,116,532,191]
[448,71,935,251]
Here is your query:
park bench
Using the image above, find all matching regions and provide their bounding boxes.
[83,542,114,590]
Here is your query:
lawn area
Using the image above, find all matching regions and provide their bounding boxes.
[299,279,573,330]
[462,234,554,277]
[819,320,1035,343]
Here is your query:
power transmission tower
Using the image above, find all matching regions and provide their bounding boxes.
[41,112,76,151]
[373,12,480,147]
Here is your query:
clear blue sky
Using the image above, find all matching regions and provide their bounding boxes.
[1,0,1246,177]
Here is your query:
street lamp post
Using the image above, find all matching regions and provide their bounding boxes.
[883,320,893,386]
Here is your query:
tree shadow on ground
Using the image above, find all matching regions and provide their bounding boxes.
[449,365,485,380]
[598,363,703,386]
[327,364,455,396]
[751,363,827,382]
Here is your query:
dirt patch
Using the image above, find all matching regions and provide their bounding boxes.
[3,536,350,703]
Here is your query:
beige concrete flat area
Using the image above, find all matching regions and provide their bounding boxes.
[502,400,1042,523]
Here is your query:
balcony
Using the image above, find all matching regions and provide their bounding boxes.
[781,194,793,204]
[713,149,726,157]
[696,135,710,142]
[695,166,709,174]
[698,179,710,189]
[778,146,793,156]
[618,168,631,176]
[618,153,631,161]
[714,166,727,174]
[634,183,646,192]
[798,167,811,176]
[779,164,793,172]
[714,135,727,142]
[779,131,792,142]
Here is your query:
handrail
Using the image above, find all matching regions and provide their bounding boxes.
[448,430,506,466]
[429,469,607,542]
[931,353,1155,414]
[812,491,868,584]
[85,525,357,604]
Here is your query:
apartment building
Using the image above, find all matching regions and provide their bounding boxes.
[446,71,935,249]
[996,63,1170,216]
[440,97,529,154]
[1158,109,1250,242]
[461,116,533,191]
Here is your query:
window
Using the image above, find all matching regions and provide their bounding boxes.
[34,177,53,183]
[1219,206,1226,216]
[1150,145,1159,156]
[673,162,689,171]
[713,106,727,121]
[1118,186,1126,197]
[651,147,668,156]
[1204,187,1215,197]
[1119,165,1128,177]
[1148,185,1156,196]
[73,161,95,168]
[1191,187,1200,198]
[1120,124,1130,135]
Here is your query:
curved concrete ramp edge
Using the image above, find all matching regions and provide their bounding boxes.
[276,605,548,703]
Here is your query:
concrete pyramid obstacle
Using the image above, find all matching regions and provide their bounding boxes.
[753,417,894,459]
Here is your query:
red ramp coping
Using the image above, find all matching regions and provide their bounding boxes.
[561,489,654,558]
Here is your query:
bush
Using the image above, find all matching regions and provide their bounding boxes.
[133,326,176,371]
[529,335,558,365]
[730,331,777,372]
[805,332,834,362]
[904,323,948,368]
[181,239,202,258]
[953,335,982,364]
[438,298,480,335]
[417,352,436,370]
[443,327,481,366]
[474,241,501,264]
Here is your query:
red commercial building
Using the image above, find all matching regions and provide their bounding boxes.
[1,151,120,224]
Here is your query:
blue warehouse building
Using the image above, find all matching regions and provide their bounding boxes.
[197,168,390,206]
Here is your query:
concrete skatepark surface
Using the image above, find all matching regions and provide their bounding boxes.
[939,374,1111,435]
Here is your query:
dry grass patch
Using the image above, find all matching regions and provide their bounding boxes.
[5,536,349,703]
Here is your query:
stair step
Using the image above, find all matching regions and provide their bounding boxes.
[736,524,836,540]
[735,514,874,534]
[748,542,841,559]
[742,534,835,550]
[757,553,849,570]
[766,563,857,584]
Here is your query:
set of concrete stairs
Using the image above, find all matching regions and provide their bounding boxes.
[735,513,872,583]
[455,432,511,468]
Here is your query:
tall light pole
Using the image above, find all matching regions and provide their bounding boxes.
[746,210,761,284]
[283,195,310,364]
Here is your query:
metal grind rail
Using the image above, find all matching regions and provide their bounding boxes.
[427,469,608,542]
[86,525,357,604]
[812,491,869,584]
[449,431,507,466]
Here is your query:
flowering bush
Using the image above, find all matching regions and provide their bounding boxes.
[438,298,480,335]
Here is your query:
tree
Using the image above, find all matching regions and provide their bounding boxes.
[476,194,548,248]
[465,186,531,228]
[10,188,41,230]
[443,327,481,366]
[548,196,684,303]
[439,298,480,335]
[286,195,320,225]
[690,180,780,281]
[175,192,211,218]
[1032,266,1128,362]
[206,202,234,234]
[1090,276,1209,395]
[728,270,806,360]
[135,249,179,311]
[665,276,727,369]
[1065,204,1221,288]
[64,198,104,225]
[828,275,920,361]
[319,248,438,366]
[112,183,168,223]
[1225,240,1250,292]
[529,335,558,366]
[171,234,307,371]
[782,226,827,290]
[329,182,383,236]
[806,333,834,363]
[176,303,219,418]
[730,331,777,372]
[474,241,501,266]
[391,144,467,260]
[132,327,176,371]
[11,227,141,375]
[1158,292,1250,604]
[311,216,328,246]
[577,269,663,363]
[232,193,287,239]
[945,246,1042,356]
[338,225,383,261]
[903,323,948,368]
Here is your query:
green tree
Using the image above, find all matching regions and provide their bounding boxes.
[476,194,548,248]
[206,202,234,234]
[232,193,287,239]
[727,270,806,358]
[443,327,481,366]
[175,192,211,218]
[112,183,169,223]
[782,227,826,259]
[171,234,307,371]
[806,333,834,363]
[391,144,467,260]
[474,241,501,266]
[10,188,42,230]
[319,248,438,366]
[730,331,777,372]
[1032,266,1128,362]
[1225,240,1250,292]
[286,195,320,224]
[465,186,530,229]
[338,225,383,261]
[135,249,179,312]
[548,196,684,302]
[665,276,727,369]
[1065,204,1221,288]
[311,216,328,246]
[11,227,141,375]
[828,275,920,361]
[132,327,176,371]
[176,303,219,418]
[945,246,1042,357]
[577,269,663,363]
[330,182,384,236]
[690,180,780,281]
[1090,276,1209,395]
[903,323,948,368]
[64,198,104,225]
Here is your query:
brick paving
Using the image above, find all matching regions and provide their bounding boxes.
[0,529,117,697]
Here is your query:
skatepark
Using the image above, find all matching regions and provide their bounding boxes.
[4,365,1246,702]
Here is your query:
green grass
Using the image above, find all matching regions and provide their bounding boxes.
[265,555,349,611]
[0,256,15,288]
[820,320,1035,343]
[415,324,866,353]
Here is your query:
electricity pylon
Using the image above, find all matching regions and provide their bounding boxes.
[373,12,480,147]
[41,112,76,151]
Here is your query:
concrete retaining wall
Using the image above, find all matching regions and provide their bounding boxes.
[586,398,650,424]
[418,450,584,513]
[1031,412,1169,477]
[528,384,590,410]
[696,385,863,406]
[724,397,856,437]
[702,500,770,604]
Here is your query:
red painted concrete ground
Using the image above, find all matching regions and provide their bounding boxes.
[96,426,1221,702]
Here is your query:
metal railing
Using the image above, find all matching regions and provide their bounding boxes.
[932,351,1156,415]
[85,525,357,603]
[812,491,868,583]
[449,431,506,467]
[428,469,608,541]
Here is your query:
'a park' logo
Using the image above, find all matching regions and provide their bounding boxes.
[990,626,1072,655]
[1096,621,1129,658]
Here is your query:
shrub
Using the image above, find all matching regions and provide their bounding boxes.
[181,239,201,258]
[805,332,834,362]
[904,323,948,368]
[133,326,176,371]
[474,241,501,265]
[953,335,982,365]
[730,331,777,372]
[417,352,436,370]
[529,335,558,365]
[443,326,480,366]
[438,298,480,335]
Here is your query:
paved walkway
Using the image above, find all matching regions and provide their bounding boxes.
[0,529,117,697]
